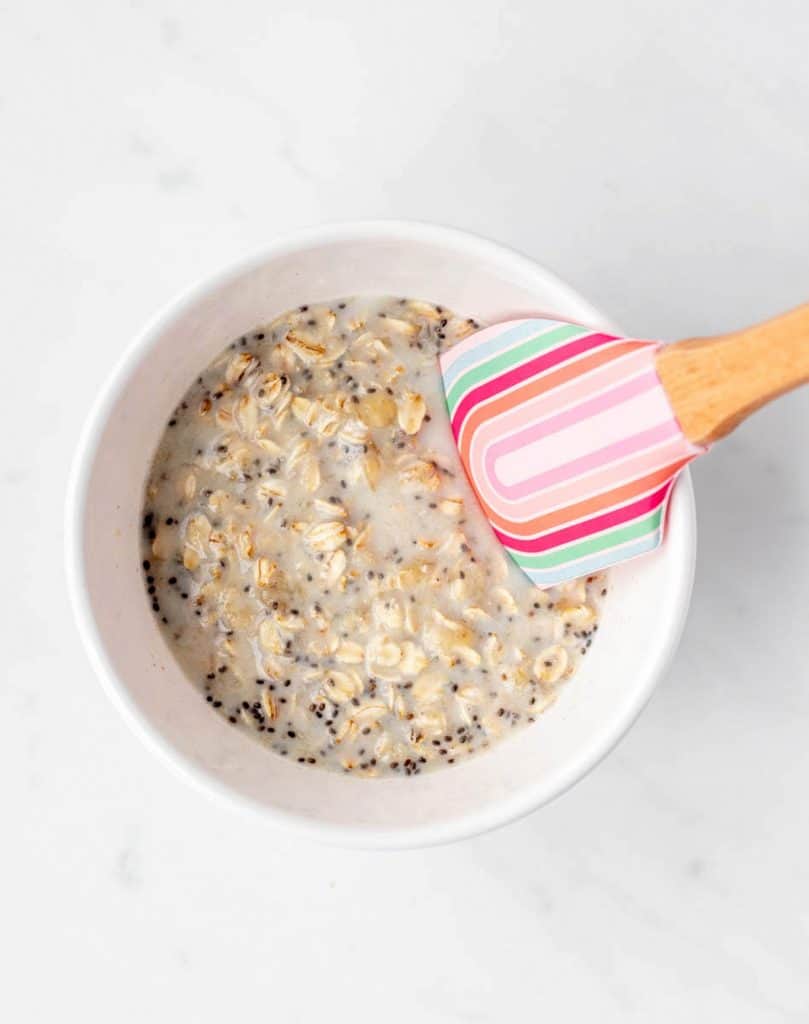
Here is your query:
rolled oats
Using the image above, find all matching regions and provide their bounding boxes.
[141,297,605,778]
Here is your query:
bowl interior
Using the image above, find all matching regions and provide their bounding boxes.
[70,225,695,847]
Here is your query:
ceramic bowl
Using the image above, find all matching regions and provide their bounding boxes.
[66,221,695,848]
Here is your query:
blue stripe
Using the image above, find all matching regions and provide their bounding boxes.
[518,530,663,587]
[440,318,563,391]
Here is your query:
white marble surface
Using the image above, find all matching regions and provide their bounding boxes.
[3,1,809,1020]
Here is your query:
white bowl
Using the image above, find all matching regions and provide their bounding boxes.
[66,221,696,849]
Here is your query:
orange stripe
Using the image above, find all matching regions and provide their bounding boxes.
[468,458,693,537]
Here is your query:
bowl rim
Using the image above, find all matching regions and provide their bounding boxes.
[65,219,696,849]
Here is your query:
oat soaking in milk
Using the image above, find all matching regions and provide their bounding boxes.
[141,297,604,776]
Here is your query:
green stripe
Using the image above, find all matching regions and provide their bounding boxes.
[446,323,584,415]
[510,507,664,569]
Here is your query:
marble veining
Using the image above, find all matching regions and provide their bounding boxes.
[3,1,809,1021]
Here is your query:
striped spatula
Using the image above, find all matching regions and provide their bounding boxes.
[440,303,809,587]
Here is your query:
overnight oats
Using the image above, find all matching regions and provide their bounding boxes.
[141,297,605,777]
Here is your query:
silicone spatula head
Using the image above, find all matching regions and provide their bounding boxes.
[439,305,809,587]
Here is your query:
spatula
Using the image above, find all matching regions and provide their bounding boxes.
[440,303,809,587]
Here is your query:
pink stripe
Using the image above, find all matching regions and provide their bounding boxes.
[470,346,654,446]
[471,434,695,522]
[464,346,657,511]
[493,481,674,553]
[489,369,658,462]
[487,389,673,504]
[491,420,681,498]
[451,332,619,442]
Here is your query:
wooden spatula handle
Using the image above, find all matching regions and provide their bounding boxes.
[655,302,809,447]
